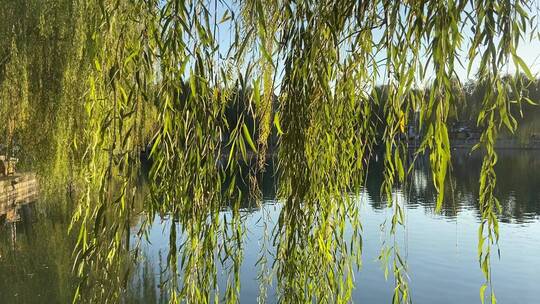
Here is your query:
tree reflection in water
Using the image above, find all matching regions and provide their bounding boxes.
[1,152,540,303]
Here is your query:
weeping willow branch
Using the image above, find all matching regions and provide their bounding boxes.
[59,0,540,303]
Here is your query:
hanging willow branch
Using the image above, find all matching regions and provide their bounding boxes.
[55,0,540,303]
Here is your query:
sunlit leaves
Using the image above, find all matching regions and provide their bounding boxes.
[61,0,540,303]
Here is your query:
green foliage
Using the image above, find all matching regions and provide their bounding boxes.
[2,0,539,303]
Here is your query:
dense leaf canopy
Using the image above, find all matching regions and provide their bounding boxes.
[1,0,539,303]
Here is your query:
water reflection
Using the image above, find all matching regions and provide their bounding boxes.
[409,150,540,223]
[1,152,540,303]
[0,195,76,304]
[364,150,540,223]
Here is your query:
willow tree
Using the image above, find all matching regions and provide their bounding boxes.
[0,0,95,194]
[67,0,538,303]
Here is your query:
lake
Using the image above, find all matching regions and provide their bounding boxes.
[1,150,539,303]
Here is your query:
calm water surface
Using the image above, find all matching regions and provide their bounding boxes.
[1,151,539,303]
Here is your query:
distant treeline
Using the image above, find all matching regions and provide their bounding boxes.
[455,75,540,142]
[221,74,540,150]
[369,74,540,145]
